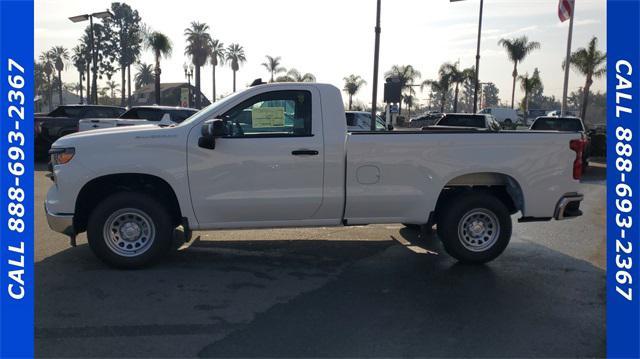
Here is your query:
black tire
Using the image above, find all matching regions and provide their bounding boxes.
[437,192,512,264]
[87,192,174,268]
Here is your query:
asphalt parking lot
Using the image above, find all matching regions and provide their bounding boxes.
[35,161,606,358]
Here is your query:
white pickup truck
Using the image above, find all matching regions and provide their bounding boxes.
[45,83,585,268]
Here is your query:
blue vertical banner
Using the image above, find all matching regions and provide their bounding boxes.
[607,0,640,358]
[0,0,35,357]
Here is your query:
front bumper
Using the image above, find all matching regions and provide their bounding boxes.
[554,194,584,220]
[45,203,75,236]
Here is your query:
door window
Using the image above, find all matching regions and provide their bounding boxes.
[221,90,312,137]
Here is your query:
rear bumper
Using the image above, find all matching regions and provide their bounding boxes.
[45,202,75,236]
[554,194,584,220]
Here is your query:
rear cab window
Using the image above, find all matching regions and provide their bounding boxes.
[530,117,584,132]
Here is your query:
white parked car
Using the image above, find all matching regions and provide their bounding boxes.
[478,108,519,128]
[78,106,198,132]
[46,83,585,268]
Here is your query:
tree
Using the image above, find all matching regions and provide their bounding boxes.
[482,83,500,108]
[79,33,93,104]
[134,63,154,90]
[82,23,117,104]
[106,2,143,106]
[262,55,286,82]
[145,31,172,105]
[185,21,213,108]
[403,94,415,119]
[106,80,119,103]
[384,65,421,114]
[71,45,87,104]
[225,43,246,92]
[209,39,225,101]
[343,74,366,110]
[276,68,316,83]
[39,51,54,109]
[498,36,540,108]
[440,62,474,112]
[422,64,453,113]
[518,70,542,124]
[34,61,47,110]
[564,36,606,122]
[48,46,69,106]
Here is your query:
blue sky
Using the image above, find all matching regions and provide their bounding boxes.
[35,0,606,108]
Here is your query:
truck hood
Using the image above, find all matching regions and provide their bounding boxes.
[52,124,174,148]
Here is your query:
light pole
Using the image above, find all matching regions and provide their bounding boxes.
[370,0,382,131]
[183,64,194,107]
[69,10,114,105]
[478,81,489,110]
[451,0,483,113]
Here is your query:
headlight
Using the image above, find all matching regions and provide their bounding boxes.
[49,147,75,165]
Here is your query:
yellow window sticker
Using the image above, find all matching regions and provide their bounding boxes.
[252,107,285,128]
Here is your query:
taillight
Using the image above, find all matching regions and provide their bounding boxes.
[570,138,586,180]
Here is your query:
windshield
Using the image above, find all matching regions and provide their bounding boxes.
[531,117,584,132]
[437,115,485,128]
[176,91,245,127]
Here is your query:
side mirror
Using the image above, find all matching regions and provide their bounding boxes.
[387,124,394,131]
[198,119,226,149]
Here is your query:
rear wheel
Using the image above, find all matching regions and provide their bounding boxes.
[87,192,174,268]
[437,192,512,263]
[402,223,422,230]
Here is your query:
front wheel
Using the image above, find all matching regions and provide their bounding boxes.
[437,192,512,264]
[87,192,174,268]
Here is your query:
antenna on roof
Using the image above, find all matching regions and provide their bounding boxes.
[250,78,266,87]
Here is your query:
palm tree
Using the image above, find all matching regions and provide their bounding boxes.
[343,75,366,110]
[441,62,475,112]
[276,68,316,83]
[71,45,87,104]
[106,80,119,104]
[564,36,606,121]
[422,64,453,113]
[403,94,415,119]
[134,63,154,90]
[184,22,213,109]
[262,55,286,82]
[384,65,421,114]
[145,31,172,105]
[498,36,540,108]
[209,39,225,101]
[48,46,69,106]
[518,71,542,125]
[39,51,54,109]
[225,43,246,92]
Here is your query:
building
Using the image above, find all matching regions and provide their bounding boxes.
[131,82,210,108]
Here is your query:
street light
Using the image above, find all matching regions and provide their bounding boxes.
[183,64,194,107]
[450,0,484,114]
[69,9,114,105]
[370,0,382,131]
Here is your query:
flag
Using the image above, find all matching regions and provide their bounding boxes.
[558,0,574,22]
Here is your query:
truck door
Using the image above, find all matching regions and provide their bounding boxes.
[187,89,325,226]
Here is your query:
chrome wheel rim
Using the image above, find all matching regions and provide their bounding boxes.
[103,208,155,257]
[458,208,500,252]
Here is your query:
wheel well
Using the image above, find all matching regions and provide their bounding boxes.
[432,172,524,223]
[74,173,182,233]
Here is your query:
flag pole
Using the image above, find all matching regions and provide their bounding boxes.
[561,0,575,116]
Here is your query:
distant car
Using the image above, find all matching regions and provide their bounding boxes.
[427,113,501,131]
[345,111,392,131]
[78,106,198,132]
[409,112,443,128]
[478,107,518,128]
[530,116,589,165]
[35,105,126,158]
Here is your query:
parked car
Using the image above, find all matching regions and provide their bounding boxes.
[529,116,589,165]
[45,83,585,268]
[35,105,126,158]
[428,113,501,131]
[345,111,392,131]
[409,112,443,128]
[78,106,198,132]
[478,108,519,128]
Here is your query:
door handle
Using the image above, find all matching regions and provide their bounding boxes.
[291,149,319,156]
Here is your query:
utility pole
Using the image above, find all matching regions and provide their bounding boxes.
[370,0,381,131]
[560,0,575,116]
